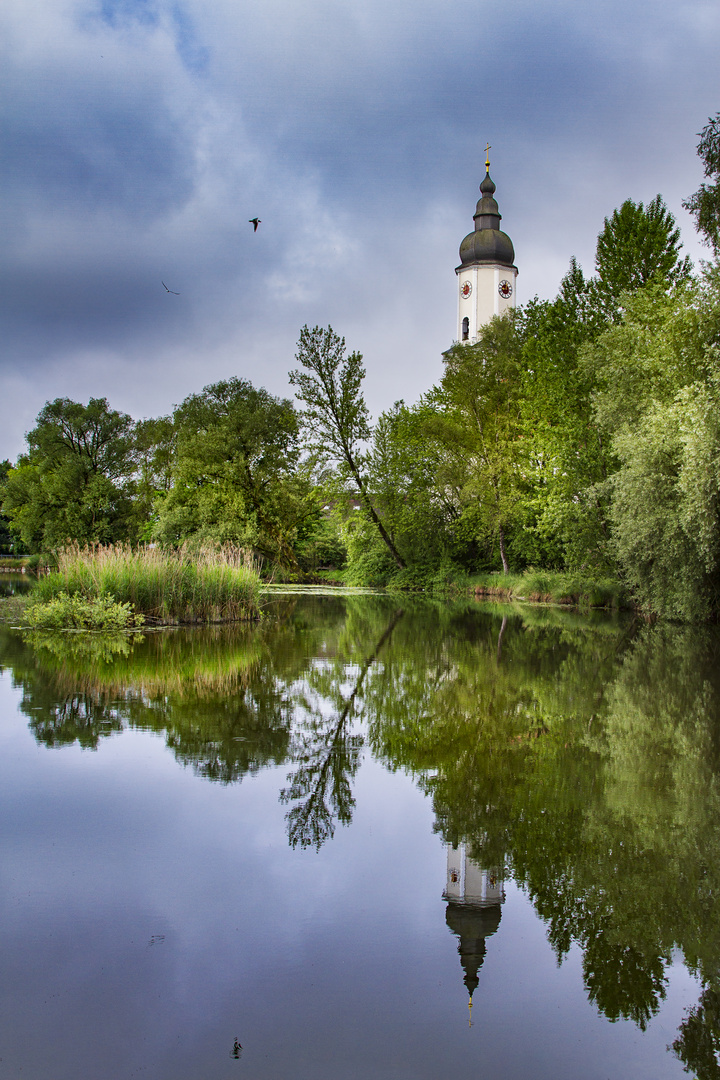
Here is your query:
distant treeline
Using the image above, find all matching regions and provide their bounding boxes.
[3,114,720,619]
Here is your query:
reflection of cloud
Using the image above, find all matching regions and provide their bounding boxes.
[1,0,716,455]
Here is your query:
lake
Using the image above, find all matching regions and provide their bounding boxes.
[0,591,717,1079]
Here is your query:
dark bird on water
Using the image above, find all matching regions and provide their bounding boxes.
[232,1039,242,1058]
[249,218,261,231]
[162,281,180,294]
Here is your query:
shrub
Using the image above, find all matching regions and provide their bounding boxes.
[26,591,143,631]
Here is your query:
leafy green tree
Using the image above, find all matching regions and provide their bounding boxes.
[430,314,525,572]
[289,325,405,568]
[133,416,175,538]
[584,271,720,618]
[361,400,457,576]
[609,382,720,619]
[1,397,136,551]
[684,111,720,255]
[514,196,691,575]
[593,195,691,319]
[0,459,19,554]
[153,378,312,568]
[517,260,612,570]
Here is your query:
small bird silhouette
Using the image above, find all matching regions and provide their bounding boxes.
[232,1039,242,1058]
[249,218,261,232]
[162,281,179,294]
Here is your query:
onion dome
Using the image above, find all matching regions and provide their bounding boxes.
[458,171,515,269]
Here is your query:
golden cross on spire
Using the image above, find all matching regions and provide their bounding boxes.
[484,143,492,173]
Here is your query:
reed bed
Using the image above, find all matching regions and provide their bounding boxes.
[33,543,261,623]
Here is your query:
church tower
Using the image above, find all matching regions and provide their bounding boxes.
[456,148,517,344]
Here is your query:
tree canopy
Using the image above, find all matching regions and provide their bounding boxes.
[593,195,691,318]
[684,111,720,254]
[1,397,136,550]
[153,378,312,567]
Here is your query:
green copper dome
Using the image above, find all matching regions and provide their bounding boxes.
[458,172,516,269]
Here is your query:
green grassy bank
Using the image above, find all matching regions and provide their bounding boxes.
[465,570,628,610]
[317,565,628,610]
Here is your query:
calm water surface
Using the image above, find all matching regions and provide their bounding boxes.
[0,594,718,1079]
[0,572,33,597]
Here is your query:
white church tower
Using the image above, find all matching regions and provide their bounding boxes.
[456,148,517,343]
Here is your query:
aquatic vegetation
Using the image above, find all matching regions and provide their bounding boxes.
[31,542,261,623]
[26,591,144,631]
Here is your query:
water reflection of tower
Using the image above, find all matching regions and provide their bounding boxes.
[444,843,505,1026]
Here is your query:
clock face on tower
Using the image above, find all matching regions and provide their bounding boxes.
[498,279,513,299]
[461,281,472,298]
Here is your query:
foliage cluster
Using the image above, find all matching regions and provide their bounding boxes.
[26,591,144,632]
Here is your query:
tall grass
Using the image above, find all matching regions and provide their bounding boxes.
[32,543,261,623]
[467,569,628,610]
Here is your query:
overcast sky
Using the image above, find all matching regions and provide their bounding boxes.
[1,0,718,458]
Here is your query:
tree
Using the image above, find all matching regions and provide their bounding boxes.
[1,397,136,551]
[430,314,525,573]
[584,271,720,618]
[593,195,691,319]
[289,325,405,568]
[517,260,612,570]
[132,416,176,541]
[684,111,720,255]
[511,198,692,573]
[0,459,19,554]
[153,378,312,567]
[364,400,457,572]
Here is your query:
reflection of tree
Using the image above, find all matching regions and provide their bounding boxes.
[9,631,137,748]
[280,608,404,849]
[32,693,126,749]
[6,596,720,1061]
[367,610,720,1045]
[6,620,309,776]
[673,986,720,1080]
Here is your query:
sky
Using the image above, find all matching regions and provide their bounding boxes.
[1,0,718,459]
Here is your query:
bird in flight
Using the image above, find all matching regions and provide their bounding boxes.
[249,218,261,232]
[162,281,179,294]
